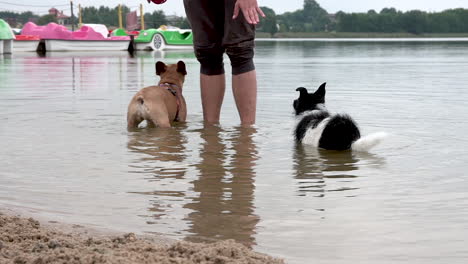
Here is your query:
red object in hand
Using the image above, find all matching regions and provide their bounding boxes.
[147,0,167,4]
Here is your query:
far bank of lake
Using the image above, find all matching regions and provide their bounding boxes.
[256,31,468,38]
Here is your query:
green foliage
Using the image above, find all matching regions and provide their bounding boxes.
[258,6,277,37]
[0,11,39,27]
[426,8,468,33]
[144,10,167,29]
[401,10,427,34]
[272,1,468,34]
[277,0,331,32]
[37,14,57,25]
[169,16,191,29]
[178,18,191,29]
[335,8,468,34]
[303,0,332,31]
[81,5,130,27]
[81,5,187,29]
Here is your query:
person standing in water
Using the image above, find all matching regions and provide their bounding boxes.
[183,0,265,125]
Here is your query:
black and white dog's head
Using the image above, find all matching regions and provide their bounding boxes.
[293,82,327,115]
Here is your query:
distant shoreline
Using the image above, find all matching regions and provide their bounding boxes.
[256,32,468,39]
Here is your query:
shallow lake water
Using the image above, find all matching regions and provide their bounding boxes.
[1,39,468,263]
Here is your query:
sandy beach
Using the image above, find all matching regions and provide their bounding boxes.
[0,210,284,264]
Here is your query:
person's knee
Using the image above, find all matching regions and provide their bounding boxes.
[226,45,255,75]
[194,45,225,75]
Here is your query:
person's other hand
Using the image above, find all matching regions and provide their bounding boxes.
[233,0,266,24]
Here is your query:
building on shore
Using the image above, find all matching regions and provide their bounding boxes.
[48,8,70,25]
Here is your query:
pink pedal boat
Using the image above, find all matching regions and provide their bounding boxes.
[21,22,131,52]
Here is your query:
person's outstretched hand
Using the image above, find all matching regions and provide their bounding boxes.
[232,0,266,24]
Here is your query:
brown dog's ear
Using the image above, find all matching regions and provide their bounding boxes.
[176,61,187,75]
[156,61,166,75]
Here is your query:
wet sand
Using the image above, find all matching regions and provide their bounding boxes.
[0,210,284,264]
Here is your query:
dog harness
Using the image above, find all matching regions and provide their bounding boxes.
[160,83,181,122]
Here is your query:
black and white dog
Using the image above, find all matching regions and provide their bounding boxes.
[293,82,386,151]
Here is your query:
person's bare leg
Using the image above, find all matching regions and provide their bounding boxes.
[232,70,257,126]
[200,73,226,124]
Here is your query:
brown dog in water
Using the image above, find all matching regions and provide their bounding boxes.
[127,61,187,129]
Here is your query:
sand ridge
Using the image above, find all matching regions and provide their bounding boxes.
[0,211,284,264]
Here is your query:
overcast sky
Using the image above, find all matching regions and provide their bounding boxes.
[1,0,468,16]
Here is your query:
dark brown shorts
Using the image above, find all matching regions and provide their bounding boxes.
[184,0,256,75]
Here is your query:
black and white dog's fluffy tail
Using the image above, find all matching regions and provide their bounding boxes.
[350,132,388,152]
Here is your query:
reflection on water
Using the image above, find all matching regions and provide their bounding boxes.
[126,125,190,223]
[185,126,259,246]
[2,40,468,264]
[127,125,188,179]
[293,145,386,196]
[294,146,359,196]
[135,50,196,60]
[126,125,259,247]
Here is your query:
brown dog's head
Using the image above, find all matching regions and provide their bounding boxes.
[156,61,187,88]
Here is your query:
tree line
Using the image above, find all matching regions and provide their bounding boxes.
[334,8,468,34]
[0,4,188,29]
[79,6,189,29]
[2,0,468,35]
[258,0,468,36]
